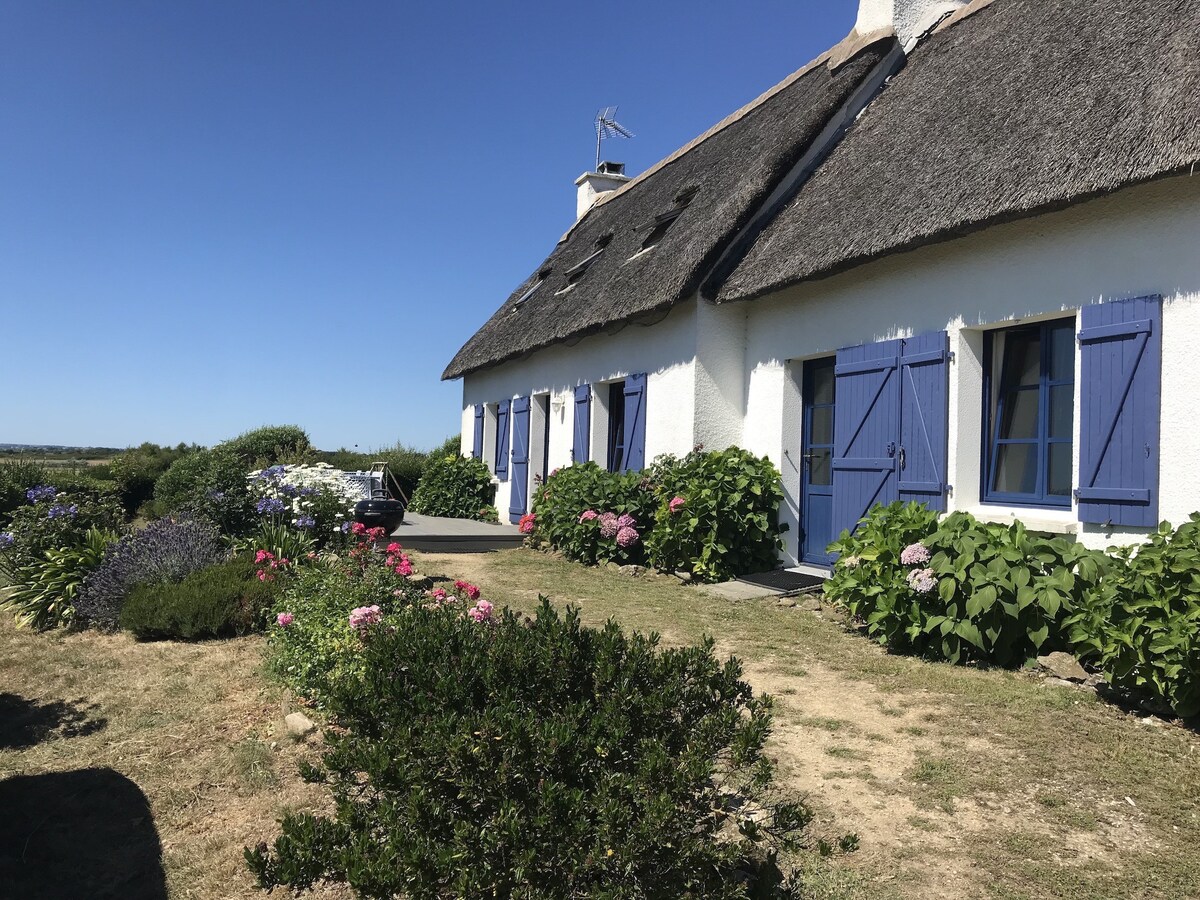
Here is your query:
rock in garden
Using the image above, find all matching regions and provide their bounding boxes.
[674,570,693,583]
[618,564,646,577]
[1042,677,1081,690]
[1037,652,1089,682]
[797,594,822,612]
[285,712,318,740]
[778,597,797,608]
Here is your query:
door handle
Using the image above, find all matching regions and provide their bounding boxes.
[898,447,906,471]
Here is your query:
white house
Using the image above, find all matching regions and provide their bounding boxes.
[444,0,1200,569]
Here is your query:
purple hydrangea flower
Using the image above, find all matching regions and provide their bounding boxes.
[598,512,619,539]
[256,497,287,516]
[906,568,937,594]
[616,525,640,548]
[616,513,636,530]
[900,542,932,566]
[26,485,57,503]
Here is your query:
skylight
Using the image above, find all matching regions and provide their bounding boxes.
[513,278,543,307]
[564,247,605,284]
[638,210,682,252]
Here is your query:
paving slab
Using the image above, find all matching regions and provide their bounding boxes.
[393,512,523,552]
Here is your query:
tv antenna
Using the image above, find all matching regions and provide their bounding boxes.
[594,106,634,170]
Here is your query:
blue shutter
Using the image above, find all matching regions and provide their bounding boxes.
[1076,295,1162,527]
[508,397,531,521]
[831,339,902,538]
[471,405,484,459]
[494,400,510,481]
[572,384,591,463]
[899,331,950,512]
[623,374,647,472]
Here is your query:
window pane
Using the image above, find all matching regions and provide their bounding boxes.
[999,388,1039,440]
[1048,323,1076,382]
[808,448,832,487]
[811,363,835,405]
[992,443,1038,495]
[1049,385,1074,438]
[1047,443,1072,497]
[810,407,833,446]
[1002,329,1041,387]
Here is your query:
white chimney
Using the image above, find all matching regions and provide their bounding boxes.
[855,0,964,47]
[575,161,631,219]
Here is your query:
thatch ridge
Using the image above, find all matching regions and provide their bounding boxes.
[715,0,1200,302]
[442,39,894,380]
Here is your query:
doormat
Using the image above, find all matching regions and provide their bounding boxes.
[735,569,825,594]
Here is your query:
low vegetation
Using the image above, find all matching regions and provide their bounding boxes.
[408,452,499,521]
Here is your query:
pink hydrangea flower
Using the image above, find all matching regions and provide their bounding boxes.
[616,526,640,548]
[276,612,294,627]
[598,512,619,539]
[906,568,937,594]
[349,605,383,630]
[900,543,932,566]
[467,599,494,623]
[518,513,536,534]
[616,513,636,530]
[578,509,598,524]
[668,496,686,514]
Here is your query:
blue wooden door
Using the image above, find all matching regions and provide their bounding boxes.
[831,339,902,540]
[572,384,591,463]
[801,358,837,564]
[508,396,531,523]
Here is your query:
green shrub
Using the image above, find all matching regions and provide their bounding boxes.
[249,598,811,898]
[645,448,786,582]
[119,555,276,640]
[826,503,1107,667]
[531,463,657,566]
[0,488,126,577]
[109,443,195,516]
[153,448,255,536]
[1066,516,1200,718]
[0,528,118,630]
[408,453,497,521]
[219,426,312,468]
[0,461,50,526]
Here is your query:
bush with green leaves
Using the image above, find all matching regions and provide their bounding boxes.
[218,425,313,468]
[119,554,277,640]
[0,486,126,578]
[826,503,1107,667]
[152,448,255,535]
[109,443,195,516]
[530,463,657,566]
[249,598,811,898]
[1,528,118,630]
[1066,515,1200,718]
[0,461,51,527]
[645,447,786,582]
[408,453,497,521]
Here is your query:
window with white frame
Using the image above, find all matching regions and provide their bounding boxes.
[982,318,1075,507]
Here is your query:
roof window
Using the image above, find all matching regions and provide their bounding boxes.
[565,247,605,284]
[638,210,683,252]
[512,278,543,308]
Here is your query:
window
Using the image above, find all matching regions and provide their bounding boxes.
[512,278,542,308]
[607,381,626,473]
[983,319,1075,507]
[637,211,681,253]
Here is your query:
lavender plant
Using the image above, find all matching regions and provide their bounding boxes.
[75,514,229,629]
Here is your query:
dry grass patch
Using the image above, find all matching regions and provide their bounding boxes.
[415,548,1200,900]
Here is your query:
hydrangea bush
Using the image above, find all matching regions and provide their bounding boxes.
[75,514,229,629]
[529,463,656,566]
[249,597,812,898]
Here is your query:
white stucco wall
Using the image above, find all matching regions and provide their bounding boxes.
[742,174,1200,563]
[459,302,699,520]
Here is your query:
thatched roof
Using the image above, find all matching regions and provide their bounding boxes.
[714,0,1200,302]
[442,38,895,380]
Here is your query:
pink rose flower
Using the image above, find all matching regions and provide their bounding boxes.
[467,599,494,623]
[276,612,294,627]
[255,549,272,563]
[518,513,536,534]
[386,542,402,554]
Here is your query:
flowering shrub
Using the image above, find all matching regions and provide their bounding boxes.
[408,454,498,522]
[1,528,118,630]
[0,460,51,526]
[119,554,277,640]
[247,463,360,549]
[219,425,312,468]
[0,485,126,579]
[518,512,536,534]
[248,599,812,898]
[74,514,228,629]
[529,463,656,566]
[153,448,255,536]
[825,502,1107,667]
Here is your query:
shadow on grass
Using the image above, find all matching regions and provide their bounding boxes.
[0,768,166,899]
[0,693,107,751]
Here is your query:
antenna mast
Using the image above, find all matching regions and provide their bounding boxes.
[594,106,634,170]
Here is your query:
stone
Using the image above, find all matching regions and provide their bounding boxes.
[1042,677,1080,690]
[618,564,646,577]
[797,594,823,612]
[1037,652,1089,682]
[285,712,318,740]
[778,597,797,608]
[674,570,694,583]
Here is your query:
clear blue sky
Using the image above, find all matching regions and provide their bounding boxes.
[0,0,854,451]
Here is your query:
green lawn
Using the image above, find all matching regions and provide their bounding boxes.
[414,549,1200,900]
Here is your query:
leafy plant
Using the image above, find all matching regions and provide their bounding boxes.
[74,514,229,629]
[152,448,255,536]
[1,528,118,630]
[826,503,1106,667]
[1066,515,1200,718]
[645,447,785,582]
[108,442,195,516]
[249,599,811,898]
[0,460,50,527]
[0,487,126,579]
[218,425,313,469]
[239,520,315,564]
[408,453,497,521]
[119,554,277,640]
[530,463,656,566]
